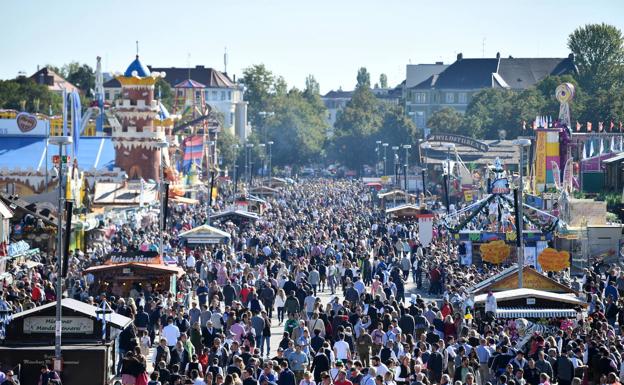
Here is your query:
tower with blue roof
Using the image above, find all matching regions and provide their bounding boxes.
[112,54,168,181]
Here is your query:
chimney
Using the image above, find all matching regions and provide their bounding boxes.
[496,52,500,60]
[457,53,463,61]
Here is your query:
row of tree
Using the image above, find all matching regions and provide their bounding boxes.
[428,23,624,139]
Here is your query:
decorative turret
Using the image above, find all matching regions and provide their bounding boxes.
[112,54,168,181]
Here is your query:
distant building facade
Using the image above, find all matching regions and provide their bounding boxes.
[30,67,79,95]
[404,53,577,131]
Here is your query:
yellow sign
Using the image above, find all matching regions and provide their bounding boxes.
[535,131,547,188]
[490,268,571,293]
[464,191,473,201]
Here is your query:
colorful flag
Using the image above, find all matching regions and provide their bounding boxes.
[551,161,561,190]
[182,136,204,172]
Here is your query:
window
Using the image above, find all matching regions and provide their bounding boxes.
[212,91,217,100]
[221,91,226,101]
[413,92,426,104]
[445,92,455,104]
[105,91,110,100]
[458,92,467,103]
[228,91,232,100]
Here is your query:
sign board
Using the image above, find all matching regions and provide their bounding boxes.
[526,298,536,305]
[490,268,573,293]
[106,250,161,264]
[24,316,94,334]
[0,115,48,136]
[427,133,489,152]
[417,213,434,247]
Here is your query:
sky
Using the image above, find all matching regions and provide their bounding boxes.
[2,0,623,94]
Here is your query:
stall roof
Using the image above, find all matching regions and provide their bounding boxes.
[248,186,279,195]
[378,190,418,199]
[470,265,576,294]
[93,181,158,206]
[211,210,260,221]
[178,224,231,244]
[0,200,13,219]
[474,288,586,307]
[84,262,185,277]
[385,204,423,214]
[11,298,133,329]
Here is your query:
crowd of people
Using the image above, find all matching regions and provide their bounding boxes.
[0,179,623,385]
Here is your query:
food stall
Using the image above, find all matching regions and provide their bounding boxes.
[83,251,185,296]
[0,298,132,385]
[178,224,231,246]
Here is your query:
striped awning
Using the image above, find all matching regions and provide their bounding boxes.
[496,308,579,319]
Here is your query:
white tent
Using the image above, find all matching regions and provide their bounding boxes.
[178,224,231,245]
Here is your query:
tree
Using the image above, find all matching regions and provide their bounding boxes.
[0,77,62,113]
[462,89,516,139]
[217,128,240,170]
[379,73,388,89]
[568,23,624,92]
[356,67,371,89]
[303,75,326,116]
[64,62,95,96]
[240,64,274,128]
[427,107,464,135]
[155,77,174,111]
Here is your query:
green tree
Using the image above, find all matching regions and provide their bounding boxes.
[217,128,240,169]
[64,62,95,96]
[155,77,174,111]
[356,67,371,89]
[463,89,516,139]
[240,64,274,128]
[427,107,464,134]
[303,75,326,116]
[0,77,62,113]
[568,23,624,92]
[379,73,388,89]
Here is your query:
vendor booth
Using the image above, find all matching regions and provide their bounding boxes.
[178,224,231,245]
[385,204,426,221]
[84,250,184,296]
[0,298,132,385]
[378,190,418,208]
[233,194,266,215]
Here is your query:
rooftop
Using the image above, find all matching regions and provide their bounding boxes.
[149,65,236,89]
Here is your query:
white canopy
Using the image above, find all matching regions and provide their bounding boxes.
[178,224,231,244]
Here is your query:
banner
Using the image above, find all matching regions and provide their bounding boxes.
[417,214,434,247]
[105,250,161,264]
[535,131,547,189]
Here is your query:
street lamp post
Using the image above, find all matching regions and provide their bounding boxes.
[48,135,72,369]
[441,143,455,258]
[403,145,412,192]
[420,142,432,205]
[375,141,382,177]
[154,141,169,259]
[245,143,254,185]
[267,141,274,180]
[392,146,399,187]
[382,143,388,176]
[258,143,266,179]
[232,144,239,193]
[513,138,531,288]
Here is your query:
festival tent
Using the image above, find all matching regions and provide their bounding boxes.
[470,265,577,295]
[178,224,231,245]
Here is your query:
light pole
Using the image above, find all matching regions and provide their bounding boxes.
[375,141,381,177]
[154,141,169,259]
[513,138,531,288]
[420,142,432,204]
[245,143,254,185]
[232,144,239,193]
[48,135,72,369]
[392,146,399,188]
[267,141,274,180]
[403,144,412,192]
[441,142,455,258]
[382,143,388,176]
[258,143,266,179]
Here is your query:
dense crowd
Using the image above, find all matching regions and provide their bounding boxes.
[1,179,623,385]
